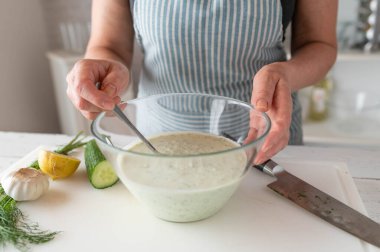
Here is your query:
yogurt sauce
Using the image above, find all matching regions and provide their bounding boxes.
[116,131,248,222]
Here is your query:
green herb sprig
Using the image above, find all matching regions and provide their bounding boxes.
[29,131,88,169]
[0,185,59,251]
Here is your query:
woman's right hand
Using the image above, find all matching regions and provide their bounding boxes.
[66,59,130,120]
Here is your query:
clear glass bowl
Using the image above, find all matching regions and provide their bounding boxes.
[91,93,271,222]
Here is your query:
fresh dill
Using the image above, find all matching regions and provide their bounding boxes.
[0,185,59,251]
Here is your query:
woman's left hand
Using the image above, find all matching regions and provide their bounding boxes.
[251,62,293,164]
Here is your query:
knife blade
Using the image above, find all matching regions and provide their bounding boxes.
[254,159,380,248]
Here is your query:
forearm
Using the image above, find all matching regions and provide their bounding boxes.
[283,0,337,92]
[84,0,134,69]
[285,41,337,92]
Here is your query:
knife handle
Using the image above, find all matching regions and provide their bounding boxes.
[253,159,284,177]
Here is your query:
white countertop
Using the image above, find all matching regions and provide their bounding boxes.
[0,131,379,223]
[0,132,380,251]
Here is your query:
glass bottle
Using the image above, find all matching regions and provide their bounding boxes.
[308,77,333,121]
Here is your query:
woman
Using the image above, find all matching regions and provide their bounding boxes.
[66,0,337,164]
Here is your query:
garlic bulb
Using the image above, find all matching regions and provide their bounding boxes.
[1,167,49,201]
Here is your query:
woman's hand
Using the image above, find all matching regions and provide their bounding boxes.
[66,59,130,120]
[251,62,293,164]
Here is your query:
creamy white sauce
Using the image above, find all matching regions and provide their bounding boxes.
[116,131,247,222]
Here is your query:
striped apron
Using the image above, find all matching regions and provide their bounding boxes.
[131,0,303,145]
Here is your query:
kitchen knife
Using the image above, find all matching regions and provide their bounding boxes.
[254,159,380,248]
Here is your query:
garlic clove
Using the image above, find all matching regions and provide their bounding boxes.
[1,167,50,201]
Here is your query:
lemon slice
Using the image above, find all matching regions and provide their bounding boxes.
[38,150,80,179]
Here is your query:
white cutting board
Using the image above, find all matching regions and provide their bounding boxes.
[1,146,378,252]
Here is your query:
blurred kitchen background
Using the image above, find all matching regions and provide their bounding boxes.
[1,0,379,149]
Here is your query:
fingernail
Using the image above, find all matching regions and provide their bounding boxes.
[256,99,268,110]
[104,84,117,96]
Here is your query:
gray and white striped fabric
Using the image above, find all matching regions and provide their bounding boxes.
[131,0,303,145]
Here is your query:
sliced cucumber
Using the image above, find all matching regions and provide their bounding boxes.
[85,140,118,189]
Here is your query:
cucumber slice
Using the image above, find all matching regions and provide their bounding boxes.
[85,140,118,189]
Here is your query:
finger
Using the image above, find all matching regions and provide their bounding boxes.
[254,134,285,165]
[67,84,104,112]
[74,76,115,110]
[79,97,121,119]
[81,110,101,120]
[243,127,258,145]
[254,142,287,165]
[99,101,125,120]
[254,118,290,164]
[102,83,118,97]
[269,81,293,130]
[252,68,278,112]
[101,65,130,95]
[254,133,278,164]
[255,130,288,164]
[73,96,103,113]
